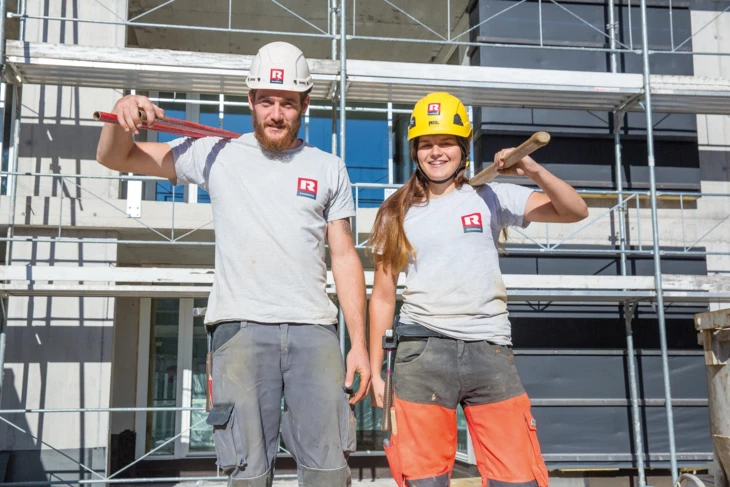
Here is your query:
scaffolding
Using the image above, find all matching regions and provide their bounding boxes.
[0,0,729,485]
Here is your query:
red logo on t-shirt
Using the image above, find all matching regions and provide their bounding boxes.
[270,69,284,84]
[461,213,483,233]
[427,103,440,115]
[297,178,318,199]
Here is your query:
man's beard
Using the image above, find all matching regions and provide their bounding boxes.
[253,111,302,152]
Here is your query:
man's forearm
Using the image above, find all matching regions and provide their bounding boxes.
[332,252,367,349]
[97,123,135,171]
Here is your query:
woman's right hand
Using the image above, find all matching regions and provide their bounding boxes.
[371,375,386,409]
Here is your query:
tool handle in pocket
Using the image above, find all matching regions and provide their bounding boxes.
[206,352,213,413]
[381,371,394,432]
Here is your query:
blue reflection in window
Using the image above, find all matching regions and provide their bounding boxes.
[306,117,388,208]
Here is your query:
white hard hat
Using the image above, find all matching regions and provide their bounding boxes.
[246,42,313,93]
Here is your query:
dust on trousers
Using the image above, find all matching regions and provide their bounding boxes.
[384,335,550,487]
[206,322,357,487]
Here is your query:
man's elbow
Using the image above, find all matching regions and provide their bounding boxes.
[96,147,119,170]
[96,150,109,167]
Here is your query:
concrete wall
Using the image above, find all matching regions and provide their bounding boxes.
[0,0,729,481]
[0,231,116,482]
[692,2,730,310]
[0,0,126,482]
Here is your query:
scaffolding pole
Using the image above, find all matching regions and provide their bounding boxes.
[0,0,7,410]
[338,0,349,358]
[609,0,647,482]
[640,0,677,479]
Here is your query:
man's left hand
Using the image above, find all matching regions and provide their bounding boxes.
[345,345,372,405]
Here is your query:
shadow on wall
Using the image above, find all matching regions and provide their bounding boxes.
[0,320,113,483]
[0,236,114,483]
[1,369,54,484]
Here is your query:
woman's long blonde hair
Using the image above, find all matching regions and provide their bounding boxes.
[368,136,470,273]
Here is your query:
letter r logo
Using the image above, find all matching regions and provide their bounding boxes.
[270,69,284,84]
[461,213,483,233]
[297,178,318,199]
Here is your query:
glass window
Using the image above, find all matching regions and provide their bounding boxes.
[190,298,214,452]
[457,406,468,455]
[146,298,180,454]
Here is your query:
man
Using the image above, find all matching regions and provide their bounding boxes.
[96,41,371,487]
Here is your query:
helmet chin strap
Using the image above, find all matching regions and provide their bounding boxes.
[417,161,467,185]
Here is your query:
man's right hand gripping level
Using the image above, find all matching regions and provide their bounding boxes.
[113,95,165,135]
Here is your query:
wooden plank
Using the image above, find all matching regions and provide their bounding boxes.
[695,308,730,331]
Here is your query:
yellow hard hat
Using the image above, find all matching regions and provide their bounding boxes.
[407,92,472,141]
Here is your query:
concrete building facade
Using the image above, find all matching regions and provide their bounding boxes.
[0,0,728,485]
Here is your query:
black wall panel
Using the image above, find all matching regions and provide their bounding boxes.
[470,0,693,74]
[469,0,700,191]
[479,133,701,189]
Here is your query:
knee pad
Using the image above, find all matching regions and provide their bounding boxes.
[228,468,273,487]
[300,463,351,487]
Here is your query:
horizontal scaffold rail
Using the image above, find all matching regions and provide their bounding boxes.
[0,266,728,302]
[5,41,730,115]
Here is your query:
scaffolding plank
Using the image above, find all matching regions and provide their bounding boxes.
[345,59,641,112]
[1,284,729,302]
[0,266,728,302]
[4,41,338,100]
[6,41,730,114]
[8,41,730,114]
[0,265,725,289]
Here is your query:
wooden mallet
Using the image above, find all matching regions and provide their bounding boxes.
[470,132,551,186]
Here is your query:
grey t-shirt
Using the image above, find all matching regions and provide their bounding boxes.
[168,133,355,325]
[399,183,534,345]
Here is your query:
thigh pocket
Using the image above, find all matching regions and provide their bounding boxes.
[207,403,246,474]
[339,391,357,455]
[524,411,549,487]
[384,434,404,487]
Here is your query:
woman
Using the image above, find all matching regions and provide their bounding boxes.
[368,92,588,487]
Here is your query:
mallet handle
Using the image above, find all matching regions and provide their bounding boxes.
[470,132,551,186]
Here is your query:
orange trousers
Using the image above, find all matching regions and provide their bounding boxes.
[383,337,549,487]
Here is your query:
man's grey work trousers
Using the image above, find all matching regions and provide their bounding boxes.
[206,322,356,487]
